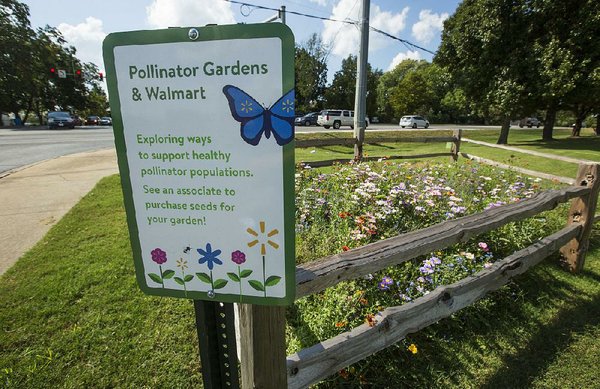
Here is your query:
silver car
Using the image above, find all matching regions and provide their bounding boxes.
[399,115,429,129]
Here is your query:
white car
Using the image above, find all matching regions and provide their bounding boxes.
[399,115,429,129]
[317,109,369,129]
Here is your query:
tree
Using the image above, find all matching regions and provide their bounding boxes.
[437,0,600,142]
[325,55,381,117]
[376,59,423,122]
[530,0,600,138]
[295,34,328,114]
[377,60,457,123]
[436,0,536,144]
[0,0,107,125]
[0,0,35,122]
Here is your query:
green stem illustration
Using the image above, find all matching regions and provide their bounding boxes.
[238,266,243,303]
[182,269,188,296]
[210,270,214,291]
[159,265,164,288]
[262,255,266,298]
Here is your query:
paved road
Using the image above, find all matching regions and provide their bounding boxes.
[0,123,515,175]
[0,126,115,175]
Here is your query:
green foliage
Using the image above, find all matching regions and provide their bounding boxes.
[436,0,600,140]
[294,34,328,113]
[324,55,382,116]
[0,0,107,122]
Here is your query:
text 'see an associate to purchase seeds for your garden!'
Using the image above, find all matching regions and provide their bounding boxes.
[103,23,296,306]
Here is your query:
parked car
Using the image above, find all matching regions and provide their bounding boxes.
[399,115,429,129]
[47,111,75,129]
[519,117,541,128]
[295,112,319,126]
[85,116,100,125]
[70,115,83,126]
[99,116,112,126]
[317,109,369,129]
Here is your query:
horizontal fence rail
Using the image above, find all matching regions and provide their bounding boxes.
[287,224,582,389]
[295,136,457,148]
[295,186,591,298]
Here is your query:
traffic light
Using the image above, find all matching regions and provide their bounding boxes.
[75,69,82,77]
[50,67,56,77]
[99,72,104,81]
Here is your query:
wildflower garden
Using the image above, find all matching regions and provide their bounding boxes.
[287,159,568,387]
[1,130,598,388]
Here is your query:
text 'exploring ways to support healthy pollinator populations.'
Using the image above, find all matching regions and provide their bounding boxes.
[134,131,255,228]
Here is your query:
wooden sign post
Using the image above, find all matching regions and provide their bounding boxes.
[103,23,295,388]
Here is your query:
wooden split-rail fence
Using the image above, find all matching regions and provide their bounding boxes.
[236,131,599,388]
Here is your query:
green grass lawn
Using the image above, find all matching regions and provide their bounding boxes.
[1,132,599,387]
[463,127,599,161]
[296,128,599,180]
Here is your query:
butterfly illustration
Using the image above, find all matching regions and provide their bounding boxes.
[222,85,295,146]
[183,246,191,254]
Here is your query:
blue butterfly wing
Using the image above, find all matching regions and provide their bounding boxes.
[268,89,295,146]
[222,85,265,145]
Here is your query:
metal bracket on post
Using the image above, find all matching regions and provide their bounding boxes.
[194,300,240,389]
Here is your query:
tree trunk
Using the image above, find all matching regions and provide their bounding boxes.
[595,115,599,136]
[496,116,511,144]
[542,103,557,141]
[572,117,582,137]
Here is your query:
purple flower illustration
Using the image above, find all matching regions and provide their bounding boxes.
[231,250,246,265]
[151,248,167,264]
[147,248,173,288]
[227,250,252,302]
[197,243,223,270]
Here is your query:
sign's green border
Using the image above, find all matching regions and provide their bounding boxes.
[103,23,296,305]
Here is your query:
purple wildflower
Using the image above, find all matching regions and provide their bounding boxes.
[378,276,394,290]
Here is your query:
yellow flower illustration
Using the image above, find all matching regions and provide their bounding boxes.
[247,221,279,255]
[176,258,188,270]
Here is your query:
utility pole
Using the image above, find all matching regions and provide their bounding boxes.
[263,5,286,24]
[353,0,370,160]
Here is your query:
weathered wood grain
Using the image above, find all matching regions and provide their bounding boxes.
[560,163,600,272]
[287,224,582,389]
[238,304,287,389]
[295,186,590,298]
[460,152,575,184]
[451,129,462,162]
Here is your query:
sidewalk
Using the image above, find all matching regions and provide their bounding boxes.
[0,148,118,275]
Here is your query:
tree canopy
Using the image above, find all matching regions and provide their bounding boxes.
[295,33,328,114]
[0,0,107,124]
[324,55,382,116]
[436,0,600,143]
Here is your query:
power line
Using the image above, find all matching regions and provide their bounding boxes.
[369,27,436,55]
[223,0,354,24]
[220,0,436,56]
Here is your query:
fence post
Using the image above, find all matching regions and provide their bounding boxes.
[451,129,462,162]
[238,304,287,388]
[559,163,600,272]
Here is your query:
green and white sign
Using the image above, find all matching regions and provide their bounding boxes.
[103,24,295,305]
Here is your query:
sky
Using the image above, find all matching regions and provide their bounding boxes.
[22,0,461,83]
